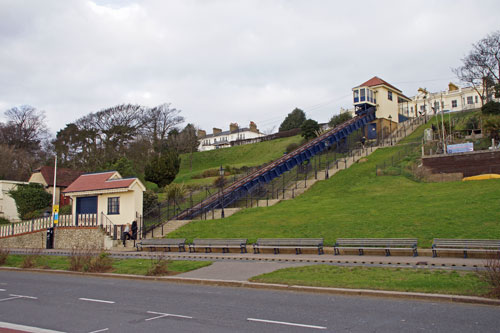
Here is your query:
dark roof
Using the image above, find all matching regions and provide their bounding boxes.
[356,76,402,93]
[63,171,136,193]
[204,127,251,139]
[35,166,84,187]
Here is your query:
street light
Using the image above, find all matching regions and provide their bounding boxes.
[388,115,393,146]
[219,165,225,218]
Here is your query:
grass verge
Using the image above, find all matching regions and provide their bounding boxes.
[2,255,211,276]
[250,265,489,297]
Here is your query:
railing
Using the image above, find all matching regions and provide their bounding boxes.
[0,214,99,238]
[100,212,119,240]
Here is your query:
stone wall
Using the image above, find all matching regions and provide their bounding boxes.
[422,150,500,177]
[0,227,109,250]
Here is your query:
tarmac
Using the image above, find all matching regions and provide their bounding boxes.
[4,247,500,306]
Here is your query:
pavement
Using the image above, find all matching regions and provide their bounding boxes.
[8,247,491,282]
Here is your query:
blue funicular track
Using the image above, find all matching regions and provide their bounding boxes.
[176,107,376,220]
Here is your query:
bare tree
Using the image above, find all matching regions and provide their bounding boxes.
[146,103,184,150]
[454,30,500,104]
[0,105,49,152]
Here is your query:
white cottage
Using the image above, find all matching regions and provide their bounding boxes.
[197,121,265,151]
[63,171,145,226]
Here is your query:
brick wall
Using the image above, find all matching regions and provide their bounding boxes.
[0,227,108,249]
[422,150,500,177]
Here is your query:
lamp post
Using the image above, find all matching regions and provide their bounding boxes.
[388,115,393,146]
[219,165,225,218]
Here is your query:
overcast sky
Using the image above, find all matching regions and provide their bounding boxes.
[1,0,499,135]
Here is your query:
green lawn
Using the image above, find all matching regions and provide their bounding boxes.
[168,121,500,247]
[2,255,211,275]
[174,135,303,184]
[250,265,489,296]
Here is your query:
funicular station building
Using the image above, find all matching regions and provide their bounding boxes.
[352,76,412,140]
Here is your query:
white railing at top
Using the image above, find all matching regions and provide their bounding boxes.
[0,214,99,238]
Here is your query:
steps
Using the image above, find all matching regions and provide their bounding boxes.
[135,115,427,244]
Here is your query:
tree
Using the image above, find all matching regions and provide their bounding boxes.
[329,112,352,128]
[144,149,180,188]
[8,183,52,220]
[0,105,49,153]
[454,30,500,104]
[103,157,137,178]
[146,103,184,150]
[279,108,306,132]
[300,119,320,140]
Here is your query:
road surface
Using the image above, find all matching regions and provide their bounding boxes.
[0,270,498,332]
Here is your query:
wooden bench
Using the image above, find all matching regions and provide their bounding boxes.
[136,238,186,252]
[189,239,248,253]
[334,238,418,257]
[432,239,500,258]
[253,238,324,255]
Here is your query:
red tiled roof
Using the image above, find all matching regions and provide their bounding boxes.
[357,76,402,93]
[35,166,84,187]
[63,171,136,193]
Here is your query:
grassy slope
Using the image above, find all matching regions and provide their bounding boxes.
[169,121,500,247]
[250,265,488,296]
[174,135,302,184]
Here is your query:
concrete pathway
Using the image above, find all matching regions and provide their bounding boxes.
[176,261,309,281]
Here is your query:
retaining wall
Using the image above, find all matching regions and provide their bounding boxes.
[0,227,109,250]
[422,150,500,177]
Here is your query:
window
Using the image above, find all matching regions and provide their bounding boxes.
[108,197,120,215]
[388,91,393,101]
[360,89,366,102]
[475,95,478,103]
[353,90,359,103]
[467,96,473,104]
[410,106,414,113]
[434,101,440,111]
[451,100,457,108]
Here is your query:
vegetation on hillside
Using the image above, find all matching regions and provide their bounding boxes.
[174,135,303,185]
[169,121,500,246]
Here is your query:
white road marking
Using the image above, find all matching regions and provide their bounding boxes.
[0,321,66,333]
[88,328,109,333]
[145,311,193,321]
[10,294,38,299]
[0,288,5,291]
[247,318,327,330]
[78,298,115,304]
[0,294,38,302]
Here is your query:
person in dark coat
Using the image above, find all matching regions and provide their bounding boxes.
[131,221,138,240]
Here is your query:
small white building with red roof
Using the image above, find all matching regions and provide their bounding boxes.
[63,171,145,226]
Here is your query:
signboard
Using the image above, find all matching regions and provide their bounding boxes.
[53,205,59,224]
[447,142,473,154]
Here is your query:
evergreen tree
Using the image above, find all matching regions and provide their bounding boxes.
[279,108,306,132]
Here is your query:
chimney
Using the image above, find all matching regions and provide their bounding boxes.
[213,127,222,135]
[229,122,239,132]
[249,121,258,133]
[197,129,206,138]
[448,82,459,92]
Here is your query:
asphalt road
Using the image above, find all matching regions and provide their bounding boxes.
[0,270,499,333]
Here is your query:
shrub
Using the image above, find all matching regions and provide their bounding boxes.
[69,248,113,273]
[143,190,159,213]
[0,248,9,265]
[86,252,113,273]
[285,142,299,154]
[20,249,41,269]
[0,217,10,225]
[69,247,93,271]
[8,184,52,220]
[482,101,500,115]
[59,205,72,215]
[479,257,500,299]
[146,255,169,276]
